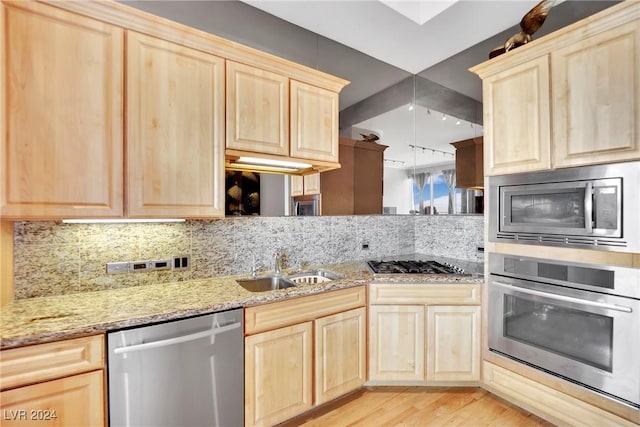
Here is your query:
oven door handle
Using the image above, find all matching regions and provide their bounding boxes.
[493,281,632,313]
[584,181,593,233]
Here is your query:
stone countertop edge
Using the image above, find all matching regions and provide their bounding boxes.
[0,257,483,349]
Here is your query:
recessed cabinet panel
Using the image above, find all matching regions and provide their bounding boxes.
[552,21,640,167]
[290,81,339,162]
[314,307,366,405]
[483,56,551,175]
[245,322,312,427]
[369,305,425,382]
[127,32,225,217]
[0,371,105,427]
[226,61,289,156]
[1,2,123,218]
[427,306,480,382]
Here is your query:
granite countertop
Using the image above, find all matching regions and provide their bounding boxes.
[0,256,483,349]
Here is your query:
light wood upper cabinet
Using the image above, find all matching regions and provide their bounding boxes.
[552,20,640,167]
[290,173,321,196]
[426,306,480,382]
[290,175,304,197]
[127,32,225,218]
[369,305,425,382]
[472,2,640,175]
[290,80,339,163]
[482,56,551,175]
[226,61,289,156]
[314,307,366,405]
[303,173,321,195]
[0,1,123,219]
[245,322,312,427]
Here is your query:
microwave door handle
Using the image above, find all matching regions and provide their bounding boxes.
[584,181,593,233]
[492,281,632,313]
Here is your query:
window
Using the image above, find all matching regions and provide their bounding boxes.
[412,168,479,214]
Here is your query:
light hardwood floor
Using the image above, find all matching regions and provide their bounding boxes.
[282,387,554,427]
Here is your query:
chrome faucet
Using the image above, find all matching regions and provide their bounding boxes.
[274,250,284,276]
[248,252,262,278]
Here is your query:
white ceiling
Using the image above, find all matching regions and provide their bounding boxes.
[241,0,543,74]
[355,104,482,169]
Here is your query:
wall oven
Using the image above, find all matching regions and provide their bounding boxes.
[488,161,640,252]
[488,253,640,407]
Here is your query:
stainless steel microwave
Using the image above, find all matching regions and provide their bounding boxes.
[291,194,321,216]
[488,162,640,252]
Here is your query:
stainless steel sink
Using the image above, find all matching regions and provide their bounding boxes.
[236,276,297,292]
[286,269,343,284]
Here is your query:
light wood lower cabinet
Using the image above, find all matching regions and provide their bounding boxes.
[368,283,481,384]
[314,307,366,405]
[244,287,366,426]
[0,335,105,427]
[245,322,313,427]
[369,305,425,382]
[426,306,480,382]
[0,371,104,427]
[483,361,638,426]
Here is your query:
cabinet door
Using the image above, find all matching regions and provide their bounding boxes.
[426,306,480,382]
[303,173,321,195]
[483,56,551,175]
[1,1,123,219]
[245,322,312,427]
[127,32,225,218]
[315,307,366,405]
[226,61,289,156]
[0,370,104,427]
[290,175,304,197]
[552,21,640,167]
[290,81,339,162]
[369,305,425,382]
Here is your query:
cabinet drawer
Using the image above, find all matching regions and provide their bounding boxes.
[245,286,366,335]
[0,370,105,427]
[0,335,104,390]
[369,283,481,305]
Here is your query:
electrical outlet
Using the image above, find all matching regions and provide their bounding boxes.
[151,259,171,271]
[129,260,150,272]
[173,255,191,271]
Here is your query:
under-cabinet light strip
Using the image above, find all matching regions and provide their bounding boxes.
[236,156,312,169]
[61,219,186,224]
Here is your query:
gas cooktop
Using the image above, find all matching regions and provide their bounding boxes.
[367,260,465,275]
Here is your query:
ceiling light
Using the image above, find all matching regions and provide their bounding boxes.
[408,104,414,111]
[456,119,461,125]
[236,156,312,169]
[441,114,447,121]
[62,219,186,224]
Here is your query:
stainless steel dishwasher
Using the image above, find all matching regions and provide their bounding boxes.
[107,308,243,427]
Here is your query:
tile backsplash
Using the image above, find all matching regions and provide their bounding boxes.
[12,215,482,299]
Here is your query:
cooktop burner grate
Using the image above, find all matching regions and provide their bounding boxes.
[367,260,464,275]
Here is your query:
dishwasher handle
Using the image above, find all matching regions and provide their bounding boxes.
[113,321,241,355]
